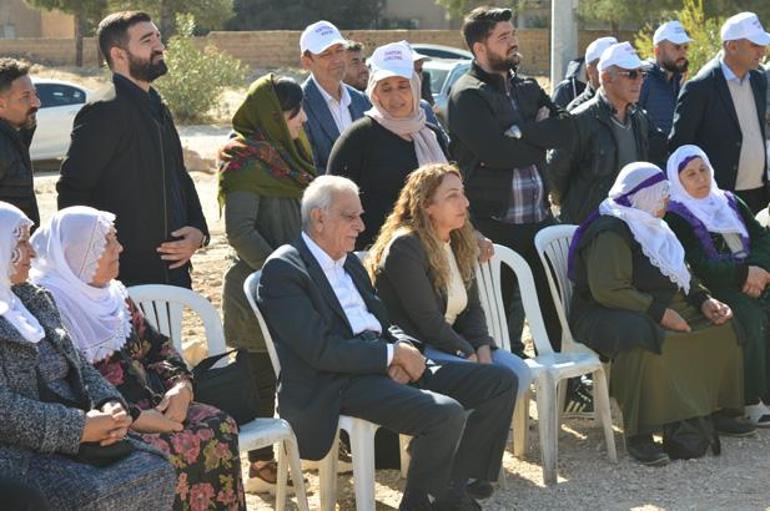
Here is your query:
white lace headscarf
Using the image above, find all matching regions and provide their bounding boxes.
[599,162,692,293]
[0,202,44,343]
[30,206,132,363]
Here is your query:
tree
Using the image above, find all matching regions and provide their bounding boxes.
[432,0,547,25]
[578,0,680,34]
[109,0,234,36]
[24,0,107,66]
[226,0,385,30]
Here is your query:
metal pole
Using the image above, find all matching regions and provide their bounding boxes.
[550,0,579,90]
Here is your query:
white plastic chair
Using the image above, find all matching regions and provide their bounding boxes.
[756,207,769,227]
[127,284,309,511]
[244,271,410,511]
[474,244,617,486]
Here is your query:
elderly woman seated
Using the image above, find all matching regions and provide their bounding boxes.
[568,162,751,466]
[0,201,175,510]
[665,145,770,427]
[30,206,245,511]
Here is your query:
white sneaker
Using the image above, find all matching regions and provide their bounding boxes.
[745,402,770,428]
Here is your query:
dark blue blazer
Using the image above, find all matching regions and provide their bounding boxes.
[301,77,370,172]
[669,58,768,191]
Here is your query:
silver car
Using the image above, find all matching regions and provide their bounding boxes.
[423,59,471,127]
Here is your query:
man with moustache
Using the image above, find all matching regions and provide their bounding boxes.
[448,6,573,355]
[0,59,41,228]
[57,11,209,288]
[639,20,691,135]
[342,40,369,92]
[670,11,769,213]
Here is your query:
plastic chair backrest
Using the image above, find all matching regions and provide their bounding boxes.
[476,244,554,356]
[127,284,228,366]
[756,207,770,228]
[243,271,282,378]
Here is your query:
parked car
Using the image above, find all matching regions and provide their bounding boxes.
[423,59,471,127]
[411,44,473,61]
[30,78,90,161]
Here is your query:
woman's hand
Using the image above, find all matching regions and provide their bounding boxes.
[743,266,770,298]
[81,408,131,446]
[475,233,494,263]
[701,298,733,325]
[476,345,493,364]
[660,308,691,332]
[156,380,193,423]
[131,409,184,434]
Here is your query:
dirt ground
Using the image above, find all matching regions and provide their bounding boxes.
[32,166,770,510]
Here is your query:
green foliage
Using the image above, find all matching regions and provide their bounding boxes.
[153,14,246,123]
[108,0,233,36]
[226,0,385,30]
[634,0,724,75]
[578,0,679,31]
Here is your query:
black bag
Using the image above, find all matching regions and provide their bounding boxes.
[75,440,135,467]
[662,416,721,460]
[192,349,260,425]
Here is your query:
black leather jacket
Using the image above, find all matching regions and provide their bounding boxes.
[0,119,39,227]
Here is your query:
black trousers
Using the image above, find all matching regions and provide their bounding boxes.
[735,186,769,215]
[474,215,562,353]
[339,362,517,495]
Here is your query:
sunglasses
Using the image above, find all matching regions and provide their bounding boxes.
[616,69,646,80]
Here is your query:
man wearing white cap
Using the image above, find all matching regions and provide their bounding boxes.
[639,20,691,134]
[548,41,666,224]
[299,20,371,172]
[565,35,617,111]
[670,11,769,213]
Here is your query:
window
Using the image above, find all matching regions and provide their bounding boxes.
[36,83,86,109]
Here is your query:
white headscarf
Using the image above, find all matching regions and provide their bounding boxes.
[599,162,692,293]
[666,144,749,239]
[365,71,448,167]
[30,206,132,363]
[0,202,44,343]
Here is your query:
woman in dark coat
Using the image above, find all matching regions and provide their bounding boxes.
[569,162,749,466]
[328,41,449,249]
[665,144,770,427]
[0,201,175,511]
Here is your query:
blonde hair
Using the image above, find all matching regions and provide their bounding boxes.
[367,163,478,293]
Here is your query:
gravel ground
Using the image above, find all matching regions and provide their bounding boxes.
[33,149,770,511]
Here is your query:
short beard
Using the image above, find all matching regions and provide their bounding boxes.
[661,57,688,74]
[23,110,37,130]
[127,51,168,83]
[487,49,521,73]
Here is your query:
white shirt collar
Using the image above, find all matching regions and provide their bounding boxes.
[311,74,351,108]
[302,232,345,272]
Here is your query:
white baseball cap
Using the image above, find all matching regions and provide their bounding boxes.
[369,42,415,82]
[721,12,770,45]
[585,36,618,64]
[653,20,692,45]
[598,41,644,72]
[300,20,346,55]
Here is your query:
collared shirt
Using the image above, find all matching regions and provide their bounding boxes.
[311,74,353,134]
[720,57,749,85]
[301,233,393,364]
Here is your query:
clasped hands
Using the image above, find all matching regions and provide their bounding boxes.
[132,379,193,434]
[388,342,427,385]
[661,297,732,333]
[742,265,770,298]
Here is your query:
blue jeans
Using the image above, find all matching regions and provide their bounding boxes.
[424,345,532,401]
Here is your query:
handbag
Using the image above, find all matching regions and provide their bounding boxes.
[192,349,260,425]
[662,416,721,460]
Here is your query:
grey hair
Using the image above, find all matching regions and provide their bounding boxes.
[301,175,360,230]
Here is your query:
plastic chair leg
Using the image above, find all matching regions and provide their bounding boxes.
[318,430,340,511]
[556,378,567,425]
[513,389,530,458]
[284,435,310,511]
[592,367,618,463]
[535,374,559,486]
[275,442,288,511]
[349,420,377,511]
[399,434,411,479]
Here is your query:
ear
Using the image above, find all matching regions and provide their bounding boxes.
[472,41,485,59]
[310,207,324,231]
[109,45,125,67]
[300,53,313,71]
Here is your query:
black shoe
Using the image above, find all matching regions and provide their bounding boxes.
[465,479,494,500]
[563,378,594,415]
[399,488,433,511]
[434,492,481,511]
[712,413,757,437]
[626,434,669,466]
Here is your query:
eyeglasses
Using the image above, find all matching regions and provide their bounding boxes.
[616,69,646,80]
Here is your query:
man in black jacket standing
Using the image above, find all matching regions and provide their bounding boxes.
[57,11,209,288]
[0,59,41,228]
[448,6,573,353]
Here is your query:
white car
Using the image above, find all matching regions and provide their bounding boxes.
[30,78,90,161]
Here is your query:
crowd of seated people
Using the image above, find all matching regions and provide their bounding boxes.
[4,4,770,511]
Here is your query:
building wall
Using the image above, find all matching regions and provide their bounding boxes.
[382,0,451,29]
[0,0,74,38]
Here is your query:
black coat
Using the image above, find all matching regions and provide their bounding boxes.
[669,58,768,191]
[0,120,39,228]
[57,75,208,288]
[256,237,420,460]
[448,62,573,221]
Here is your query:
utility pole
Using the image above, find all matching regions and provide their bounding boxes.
[550,0,579,90]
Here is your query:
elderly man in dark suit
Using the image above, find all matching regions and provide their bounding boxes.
[669,11,769,213]
[299,21,370,172]
[256,175,518,511]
